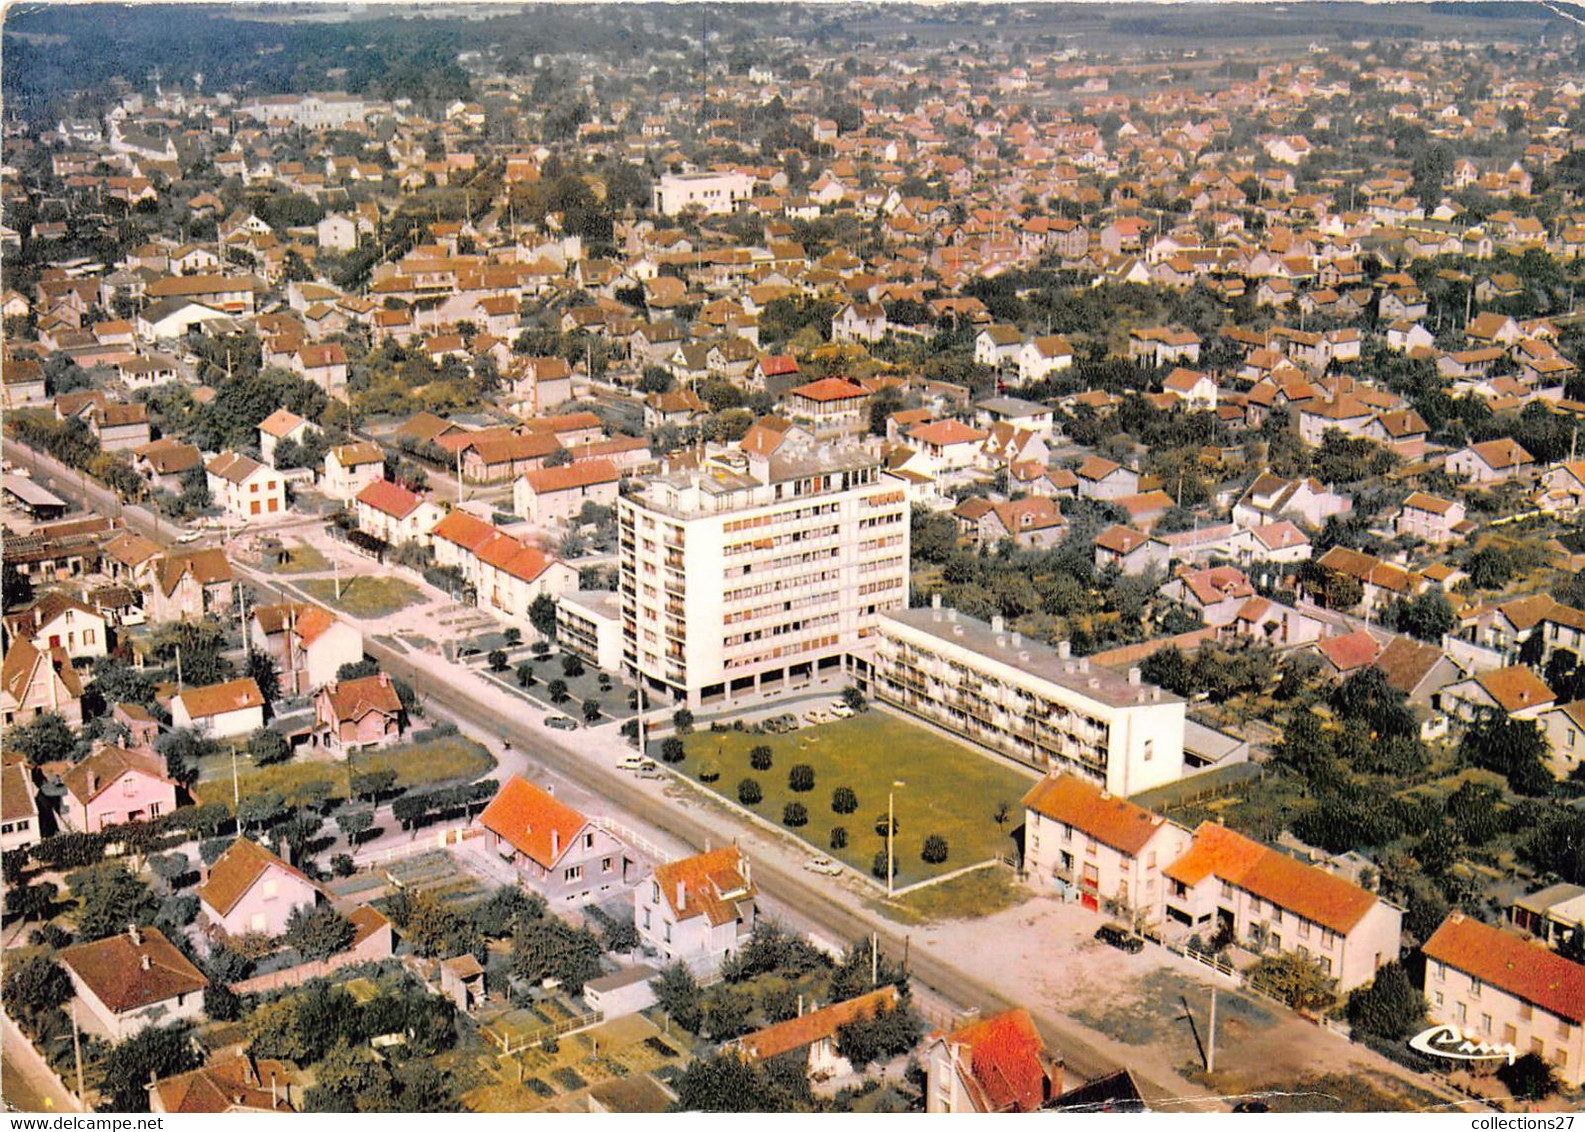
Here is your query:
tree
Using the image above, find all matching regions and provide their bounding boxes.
[510,917,603,993]
[834,999,925,1070]
[248,727,292,767]
[669,1052,793,1112]
[872,850,897,881]
[660,736,686,763]
[7,713,77,765]
[1245,952,1336,1012]
[581,698,602,723]
[547,678,569,704]
[68,862,156,941]
[335,807,375,846]
[830,826,848,849]
[750,744,774,771]
[788,764,815,792]
[638,366,675,394]
[516,660,536,687]
[487,649,508,672]
[284,904,355,962]
[921,834,949,864]
[832,786,858,814]
[1390,589,1457,644]
[738,778,763,805]
[528,594,558,639]
[783,802,808,827]
[1459,709,1552,795]
[100,1023,203,1112]
[561,653,585,678]
[840,686,867,712]
[5,880,58,923]
[280,248,313,283]
[2,956,71,1032]
[651,961,705,1033]
[672,707,695,735]
[1499,1052,1561,1101]
[245,649,281,704]
[1344,962,1425,1040]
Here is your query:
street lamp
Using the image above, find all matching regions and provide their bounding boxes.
[887,780,905,898]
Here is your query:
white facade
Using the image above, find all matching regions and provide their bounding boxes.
[618,445,909,708]
[871,603,1186,795]
[652,170,755,216]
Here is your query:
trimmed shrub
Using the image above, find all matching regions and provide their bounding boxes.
[782,802,808,827]
[660,736,686,763]
[738,778,763,805]
[921,835,949,864]
[831,786,858,814]
[788,764,814,792]
[749,744,773,771]
[830,826,848,850]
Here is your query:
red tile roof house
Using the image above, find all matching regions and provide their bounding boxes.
[513,458,621,527]
[1092,524,1169,576]
[1442,664,1556,725]
[479,776,635,906]
[635,846,759,970]
[925,1007,1060,1113]
[59,925,207,1040]
[1022,774,1192,927]
[784,376,871,437]
[170,676,266,739]
[354,479,445,548]
[58,743,179,833]
[198,837,323,939]
[250,601,363,698]
[1313,629,1383,678]
[1446,437,1535,485]
[730,985,901,1084]
[1423,912,1585,1088]
[1163,822,1403,992]
[313,672,406,753]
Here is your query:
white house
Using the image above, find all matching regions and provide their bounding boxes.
[197,837,323,938]
[322,442,385,502]
[206,453,286,523]
[170,677,266,739]
[635,846,759,969]
[59,927,207,1041]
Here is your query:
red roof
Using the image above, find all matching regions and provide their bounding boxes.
[355,478,424,519]
[789,376,869,403]
[521,458,620,495]
[943,1008,1050,1113]
[1425,913,1585,1024]
[1316,630,1381,673]
[909,419,987,446]
[479,776,589,868]
[1165,822,1379,935]
[1021,774,1169,857]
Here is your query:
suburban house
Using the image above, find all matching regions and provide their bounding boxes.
[1017,335,1074,383]
[732,986,901,1082]
[1,638,84,728]
[323,442,386,502]
[258,408,315,468]
[1093,525,1170,576]
[4,591,108,662]
[147,549,234,623]
[1508,884,1585,950]
[206,452,286,523]
[513,459,621,526]
[170,677,267,739]
[59,926,207,1040]
[313,672,406,752]
[354,479,444,547]
[784,376,871,436]
[634,846,759,970]
[150,1052,302,1114]
[1163,821,1404,992]
[1231,473,1351,529]
[1446,438,1535,485]
[1021,773,1192,926]
[250,601,363,697]
[1074,456,1139,501]
[198,838,323,938]
[1423,913,1585,1088]
[1442,665,1556,724]
[479,776,635,905]
[1395,492,1470,545]
[1,761,40,852]
[925,1008,1059,1114]
[58,744,179,833]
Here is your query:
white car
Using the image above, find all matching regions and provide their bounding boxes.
[175,530,201,544]
[804,856,843,876]
[829,703,855,719]
[617,755,648,773]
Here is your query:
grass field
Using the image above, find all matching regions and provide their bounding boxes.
[272,538,329,574]
[673,711,1032,888]
[300,575,423,618]
[890,865,1028,922]
[196,735,495,809]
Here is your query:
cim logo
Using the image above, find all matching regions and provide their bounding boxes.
[1408,1023,1518,1066]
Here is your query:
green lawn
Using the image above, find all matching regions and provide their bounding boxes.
[272,538,330,574]
[672,711,1032,888]
[196,735,495,809]
[891,865,1029,922]
[300,575,423,618]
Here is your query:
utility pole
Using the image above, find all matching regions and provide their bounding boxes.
[870,931,878,987]
[175,645,183,689]
[71,1001,84,1104]
[1207,986,1218,1075]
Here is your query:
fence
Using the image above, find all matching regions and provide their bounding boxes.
[485,1008,605,1056]
[232,947,376,996]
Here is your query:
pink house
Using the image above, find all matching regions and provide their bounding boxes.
[313,673,406,753]
[198,838,322,939]
[58,744,179,833]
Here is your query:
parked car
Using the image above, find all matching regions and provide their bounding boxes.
[829,703,855,718]
[1094,923,1145,953]
[636,760,663,779]
[545,715,579,731]
[175,530,201,544]
[617,755,648,772]
[803,856,843,876]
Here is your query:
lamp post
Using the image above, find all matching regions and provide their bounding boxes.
[887,780,905,898]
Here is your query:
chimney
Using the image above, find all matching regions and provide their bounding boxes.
[1012,632,1021,648]
[379,671,390,687]
[1078,657,1090,673]
[551,828,560,858]
[141,954,152,971]
[1057,640,1071,659]
[128,924,142,945]
[1128,667,1142,686]
[991,614,1005,634]
[87,770,98,794]
[677,879,686,910]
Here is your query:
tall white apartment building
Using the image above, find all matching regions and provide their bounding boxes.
[652,170,755,216]
[869,600,1186,795]
[618,444,909,708]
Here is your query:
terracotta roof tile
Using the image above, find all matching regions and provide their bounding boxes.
[738,986,898,1062]
[943,1007,1049,1113]
[1425,913,1585,1024]
[175,677,264,720]
[197,837,319,917]
[479,776,589,868]
[59,926,206,1013]
[653,846,756,927]
[1021,774,1167,857]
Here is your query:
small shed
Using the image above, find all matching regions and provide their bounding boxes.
[582,964,658,1018]
[439,953,486,1012]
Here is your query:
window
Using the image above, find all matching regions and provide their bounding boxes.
[564,865,582,883]
[1143,739,1154,761]
[1220,880,1233,900]
[1319,957,1332,976]
[1470,978,1482,999]
[1297,919,1311,940]
[1456,1002,1467,1024]
[1435,962,1447,982]
[1480,1013,1492,1036]
[664,921,672,943]
[602,857,612,873]
[1520,1002,1533,1021]
[1504,1024,1518,1046]
[642,907,651,930]
[263,879,278,899]
[651,882,660,903]
[1434,991,1444,1008]
[1321,928,1337,950]
[250,912,267,932]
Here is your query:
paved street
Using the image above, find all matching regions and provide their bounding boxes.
[2,1010,81,1114]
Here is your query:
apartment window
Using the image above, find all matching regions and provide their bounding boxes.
[1470,978,1482,999]
[1480,1013,1492,1036]
[1220,880,1233,900]
[1456,1002,1467,1024]
[1504,1024,1518,1046]
[564,865,583,883]
[1297,919,1311,940]
[584,833,595,849]
[1061,822,1073,842]
[1321,928,1338,950]
[1532,1038,1546,1057]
